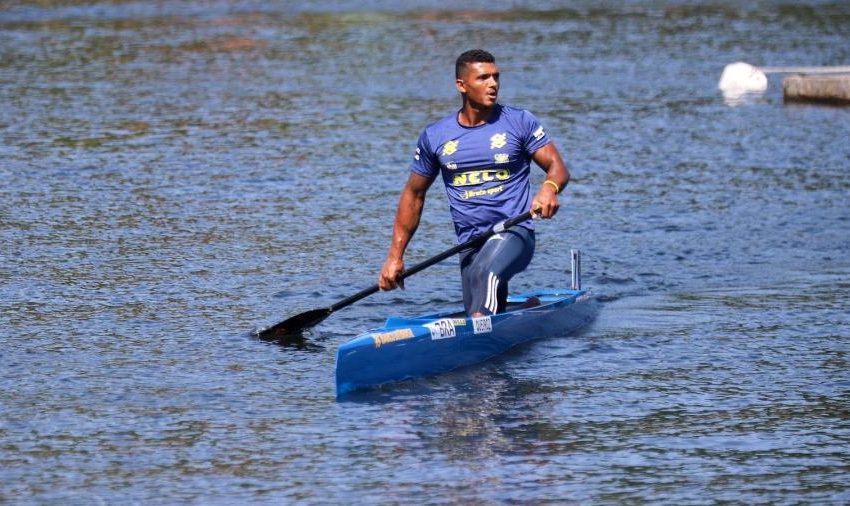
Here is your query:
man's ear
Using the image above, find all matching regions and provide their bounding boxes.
[455,78,466,94]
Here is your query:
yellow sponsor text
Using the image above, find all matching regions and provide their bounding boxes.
[452,169,510,187]
[463,185,505,199]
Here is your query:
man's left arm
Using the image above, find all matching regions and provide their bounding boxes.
[531,143,570,219]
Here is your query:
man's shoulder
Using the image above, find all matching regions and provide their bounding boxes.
[493,104,544,138]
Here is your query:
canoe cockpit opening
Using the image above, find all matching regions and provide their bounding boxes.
[508,295,541,310]
[436,294,543,319]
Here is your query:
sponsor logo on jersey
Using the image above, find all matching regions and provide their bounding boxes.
[463,185,504,199]
[532,126,545,141]
[414,147,420,161]
[452,169,510,187]
[494,153,509,164]
[490,133,507,149]
[446,162,457,171]
[441,140,459,156]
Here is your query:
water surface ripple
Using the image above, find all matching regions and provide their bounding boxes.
[1,1,849,503]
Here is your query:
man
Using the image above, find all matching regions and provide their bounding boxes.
[378,49,570,316]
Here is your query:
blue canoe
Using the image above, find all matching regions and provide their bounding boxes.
[335,289,598,395]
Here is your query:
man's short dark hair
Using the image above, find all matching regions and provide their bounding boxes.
[455,49,496,78]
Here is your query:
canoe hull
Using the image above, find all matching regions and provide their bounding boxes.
[335,289,598,395]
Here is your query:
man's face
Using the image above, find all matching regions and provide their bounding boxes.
[456,62,500,108]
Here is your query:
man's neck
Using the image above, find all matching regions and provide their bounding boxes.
[457,102,496,127]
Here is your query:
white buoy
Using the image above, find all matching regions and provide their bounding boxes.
[718,62,768,94]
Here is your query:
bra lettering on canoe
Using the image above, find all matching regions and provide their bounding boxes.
[425,319,456,340]
[372,328,414,348]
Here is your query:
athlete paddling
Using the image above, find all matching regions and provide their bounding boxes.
[378,49,570,317]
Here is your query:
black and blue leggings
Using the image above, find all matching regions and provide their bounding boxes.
[459,226,535,316]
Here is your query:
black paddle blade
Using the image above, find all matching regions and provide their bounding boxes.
[256,307,331,341]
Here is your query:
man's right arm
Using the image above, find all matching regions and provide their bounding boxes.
[378,172,433,290]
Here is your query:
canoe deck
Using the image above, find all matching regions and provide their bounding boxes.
[335,289,598,396]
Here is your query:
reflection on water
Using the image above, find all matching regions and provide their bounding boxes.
[1,0,849,503]
[720,89,770,107]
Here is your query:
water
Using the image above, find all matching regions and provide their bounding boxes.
[2,1,849,503]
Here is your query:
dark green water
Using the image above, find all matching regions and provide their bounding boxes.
[2,1,849,503]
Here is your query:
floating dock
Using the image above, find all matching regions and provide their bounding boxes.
[783,74,850,105]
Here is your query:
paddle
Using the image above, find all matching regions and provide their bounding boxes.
[256,210,535,341]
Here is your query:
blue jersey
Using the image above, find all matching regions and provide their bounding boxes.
[410,104,551,242]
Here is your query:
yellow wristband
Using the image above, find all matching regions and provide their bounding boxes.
[543,180,560,193]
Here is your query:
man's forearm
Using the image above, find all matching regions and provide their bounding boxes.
[387,186,425,260]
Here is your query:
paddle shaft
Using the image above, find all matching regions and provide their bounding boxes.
[328,210,534,313]
[257,211,534,339]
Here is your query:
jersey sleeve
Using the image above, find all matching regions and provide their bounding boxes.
[520,110,551,155]
[409,129,440,181]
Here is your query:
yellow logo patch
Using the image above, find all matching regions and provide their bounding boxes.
[490,133,507,149]
[442,140,459,156]
[373,328,415,348]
